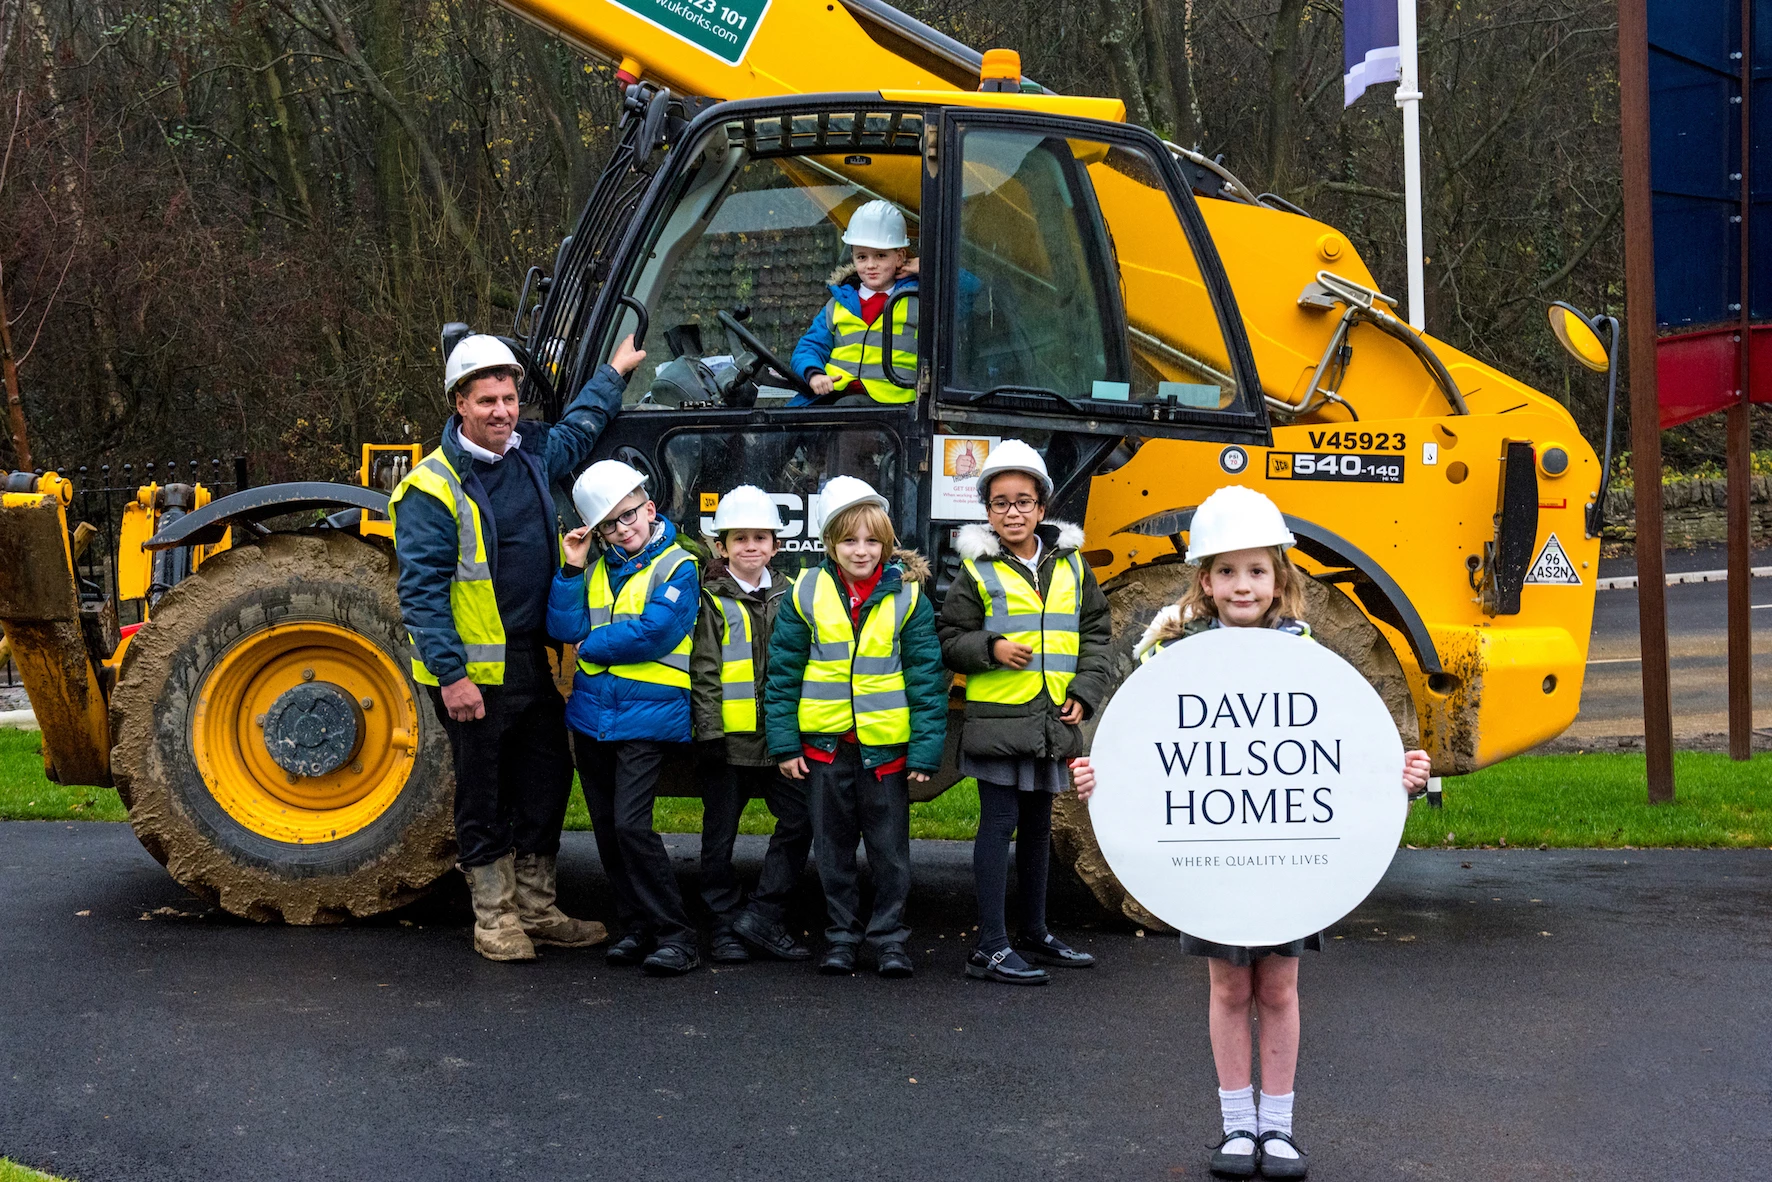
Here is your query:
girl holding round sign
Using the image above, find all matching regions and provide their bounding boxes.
[1071,486,1431,1179]
[937,440,1111,986]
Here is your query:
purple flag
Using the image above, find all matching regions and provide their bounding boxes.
[1344,0,1401,106]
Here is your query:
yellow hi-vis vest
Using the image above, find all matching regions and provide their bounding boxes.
[576,544,698,688]
[388,449,507,686]
[791,567,917,745]
[708,592,758,733]
[962,551,1083,706]
[822,291,917,405]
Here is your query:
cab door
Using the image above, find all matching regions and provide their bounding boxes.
[929,110,1272,447]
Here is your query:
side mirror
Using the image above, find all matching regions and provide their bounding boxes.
[1547,302,1610,372]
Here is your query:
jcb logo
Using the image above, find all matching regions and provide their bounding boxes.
[1266,453,1292,479]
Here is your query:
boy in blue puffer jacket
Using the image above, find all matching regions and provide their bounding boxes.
[548,460,703,977]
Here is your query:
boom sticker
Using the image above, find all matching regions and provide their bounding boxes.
[610,0,771,65]
[1525,533,1582,585]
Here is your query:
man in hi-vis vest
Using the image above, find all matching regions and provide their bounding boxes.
[390,331,645,962]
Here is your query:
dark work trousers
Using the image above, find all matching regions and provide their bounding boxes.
[572,735,697,951]
[808,742,912,951]
[698,757,815,930]
[973,781,1055,953]
[426,646,573,869]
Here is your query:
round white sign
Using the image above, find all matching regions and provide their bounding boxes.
[1088,626,1405,947]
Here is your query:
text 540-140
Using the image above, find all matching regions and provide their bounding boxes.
[1266,452,1405,484]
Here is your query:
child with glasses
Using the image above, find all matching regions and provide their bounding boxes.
[936,440,1111,985]
[549,461,704,976]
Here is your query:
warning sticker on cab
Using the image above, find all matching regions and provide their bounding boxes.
[1266,452,1405,484]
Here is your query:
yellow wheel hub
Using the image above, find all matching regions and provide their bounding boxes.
[192,622,420,843]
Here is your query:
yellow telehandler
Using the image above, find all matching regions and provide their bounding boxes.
[0,0,1615,925]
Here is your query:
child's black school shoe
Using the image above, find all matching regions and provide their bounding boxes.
[641,944,701,976]
[1015,932,1096,968]
[1255,1131,1307,1179]
[966,947,1050,985]
[818,945,857,975]
[606,934,655,966]
[1208,1130,1259,1179]
[731,910,812,961]
[709,930,752,964]
[875,944,915,978]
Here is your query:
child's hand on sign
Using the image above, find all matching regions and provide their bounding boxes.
[1402,749,1432,794]
[1068,757,1095,801]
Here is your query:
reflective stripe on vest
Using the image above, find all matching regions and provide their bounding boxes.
[791,567,917,745]
[823,292,917,405]
[576,544,697,688]
[710,592,757,733]
[962,551,1083,706]
[388,449,507,687]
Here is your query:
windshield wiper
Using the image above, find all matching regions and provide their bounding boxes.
[963,384,1087,414]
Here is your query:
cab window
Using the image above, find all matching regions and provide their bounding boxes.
[946,125,1250,419]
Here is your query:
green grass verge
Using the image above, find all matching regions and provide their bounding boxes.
[6,728,1770,848]
[0,1158,75,1182]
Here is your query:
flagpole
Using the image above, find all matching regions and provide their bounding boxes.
[1396,0,1425,330]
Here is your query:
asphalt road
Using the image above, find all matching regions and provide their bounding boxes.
[4,822,1767,1181]
[1572,544,1772,740]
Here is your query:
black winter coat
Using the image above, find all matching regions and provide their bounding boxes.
[936,519,1112,761]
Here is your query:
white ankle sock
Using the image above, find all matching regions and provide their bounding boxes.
[1258,1091,1298,1158]
[1218,1085,1257,1153]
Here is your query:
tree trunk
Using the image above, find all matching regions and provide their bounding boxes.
[251,18,315,225]
[362,0,417,302]
[1264,0,1307,193]
[1140,0,1182,139]
[1095,0,1153,128]
[0,276,32,470]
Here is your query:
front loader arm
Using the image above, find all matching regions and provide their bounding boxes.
[0,474,112,787]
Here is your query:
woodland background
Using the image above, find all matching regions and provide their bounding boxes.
[3,0,1708,481]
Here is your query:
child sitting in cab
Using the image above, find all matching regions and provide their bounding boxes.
[789,199,918,406]
[1071,485,1431,1180]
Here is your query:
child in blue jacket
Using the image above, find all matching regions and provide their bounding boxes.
[549,460,703,976]
[788,199,918,406]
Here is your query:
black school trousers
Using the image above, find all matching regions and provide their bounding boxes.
[426,646,572,869]
[572,735,697,951]
[699,757,815,929]
[808,742,912,951]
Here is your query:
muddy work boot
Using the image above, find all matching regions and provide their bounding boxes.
[463,854,537,962]
[512,852,608,948]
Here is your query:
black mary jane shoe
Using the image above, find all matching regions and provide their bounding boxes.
[709,930,752,964]
[818,944,857,975]
[1254,1131,1306,1179]
[875,944,915,978]
[731,909,812,961]
[641,943,701,977]
[605,934,655,967]
[966,947,1050,986]
[1207,1129,1260,1179]
[1015,932,1096,968]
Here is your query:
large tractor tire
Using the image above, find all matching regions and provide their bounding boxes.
[1051,558,1420,931]
[110,532,456,923]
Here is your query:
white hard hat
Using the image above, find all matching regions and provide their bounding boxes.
[975,438,1052,501]
[709,485,785,534]
[1186,485,1296,563]
[842,200,910,250]
[445,334,520,396]
[812,474,889,535]
[572,459,649,528]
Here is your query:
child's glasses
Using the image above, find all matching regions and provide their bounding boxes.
[596,504,645,537]
[987,496,1039,516]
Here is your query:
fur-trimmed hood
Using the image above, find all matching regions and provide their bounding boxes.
[1134,603,1192,659]
[890,547,932,585]
[825,262,918,298]
[954,519,1085,562]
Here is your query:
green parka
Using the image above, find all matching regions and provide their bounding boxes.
[764,551,949,774]
[937,519,1112,761]
[690,567,792,767]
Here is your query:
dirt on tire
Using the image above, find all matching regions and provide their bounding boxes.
[110,531,457,924]
[1050,558,1420,932]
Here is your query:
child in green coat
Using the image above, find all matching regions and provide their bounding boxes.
[764,476,947,978]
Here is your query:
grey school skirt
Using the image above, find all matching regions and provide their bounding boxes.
[1179,931,1323,966]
